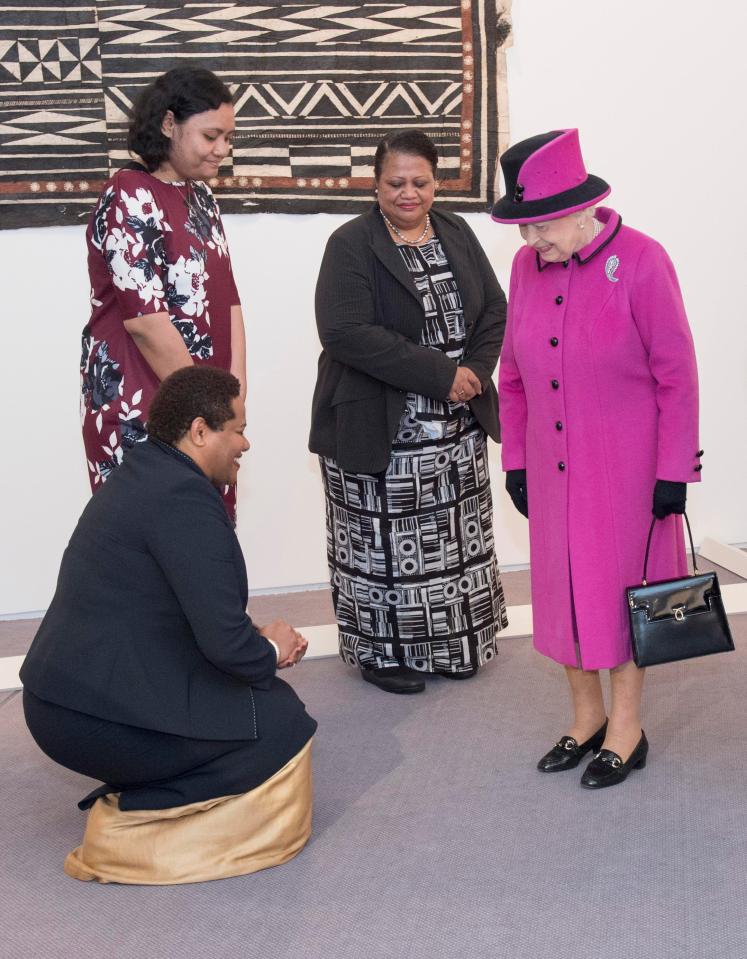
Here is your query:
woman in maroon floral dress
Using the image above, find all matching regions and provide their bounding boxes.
[81,66,245,518]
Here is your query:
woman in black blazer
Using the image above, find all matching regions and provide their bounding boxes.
[309,129,509,694]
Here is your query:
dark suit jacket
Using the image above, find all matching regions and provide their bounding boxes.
[309,204,507,473]
[21,440,315,743]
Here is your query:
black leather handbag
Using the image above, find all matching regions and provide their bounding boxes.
[627,513,735,667]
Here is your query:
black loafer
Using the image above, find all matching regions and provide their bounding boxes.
[537,720,608,772]
[360,666,425,694]
[580,731,649,789]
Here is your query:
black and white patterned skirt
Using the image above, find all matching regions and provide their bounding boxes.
[321,405,507,675]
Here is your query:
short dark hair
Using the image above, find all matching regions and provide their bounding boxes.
[373,129,439,179]
[128,66,233,172]
[148,367,240,445]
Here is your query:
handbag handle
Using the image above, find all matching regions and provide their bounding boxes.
[642,511,697,585]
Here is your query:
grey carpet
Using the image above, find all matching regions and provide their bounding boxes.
[2,619,746,959]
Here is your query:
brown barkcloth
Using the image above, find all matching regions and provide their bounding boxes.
[0,1,513,229]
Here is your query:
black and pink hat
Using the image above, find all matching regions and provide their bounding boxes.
[491,129,610,224]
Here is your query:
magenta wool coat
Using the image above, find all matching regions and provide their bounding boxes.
[498,208,701,669]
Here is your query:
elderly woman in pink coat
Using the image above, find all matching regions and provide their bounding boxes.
[492,129,701,789]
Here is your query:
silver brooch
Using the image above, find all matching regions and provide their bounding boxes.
[605,254,620,282]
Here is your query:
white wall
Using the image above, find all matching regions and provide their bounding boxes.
[2,0,746,616]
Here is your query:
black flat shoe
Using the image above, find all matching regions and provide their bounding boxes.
[537,720,608,772]
[580,731,649,789]
[360,666,425,694]
[441,666,478,680]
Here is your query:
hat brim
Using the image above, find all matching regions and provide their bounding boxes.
[491,175,611,224]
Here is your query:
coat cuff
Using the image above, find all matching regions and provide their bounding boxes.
[500,449,526,471]
[656,447,704,483]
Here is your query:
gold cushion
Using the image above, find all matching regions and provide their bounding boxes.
[64,738,313,885]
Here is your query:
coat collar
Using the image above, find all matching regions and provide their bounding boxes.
[536,207,622,272]
[367,203,421,305]
[149,437,207,479]
[366,203,475,313]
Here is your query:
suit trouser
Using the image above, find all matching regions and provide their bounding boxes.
[23,688,315,811]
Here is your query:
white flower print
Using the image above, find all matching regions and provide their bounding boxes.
[167,253,209,318]
[210,222,230,258]
[101,187,173,310]
[105,231,166,309]
[121,187,169,233]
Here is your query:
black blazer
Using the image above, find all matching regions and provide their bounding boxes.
[309,204,507,473]
[20,440,315,743]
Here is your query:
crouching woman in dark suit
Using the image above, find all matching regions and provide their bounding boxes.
[309,129,509,695]
[21,367,317,884]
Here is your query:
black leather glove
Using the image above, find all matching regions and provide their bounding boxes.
[652,480,687,519]
[506,469,529,518]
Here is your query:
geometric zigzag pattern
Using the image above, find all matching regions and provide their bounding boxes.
[0,38,101,84]
[0,0,512,228]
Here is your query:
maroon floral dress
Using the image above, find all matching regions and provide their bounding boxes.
[81,165,240,517]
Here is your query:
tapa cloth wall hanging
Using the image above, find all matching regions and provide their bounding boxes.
[0,0,512,229]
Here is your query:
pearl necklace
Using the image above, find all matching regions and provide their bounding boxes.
[381,210,431,245]
[591,217,603,239]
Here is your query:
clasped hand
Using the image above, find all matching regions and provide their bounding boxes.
[448,365,482,403]
[260,620,309,669]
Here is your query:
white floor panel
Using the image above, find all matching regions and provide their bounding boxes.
[298,603,535,662]
[2,590,744,693]
[722,582,747,613]
[0,656,24,694]
[699,538,747,580]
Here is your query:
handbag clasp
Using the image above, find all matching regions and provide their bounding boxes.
[673,606,686,622]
